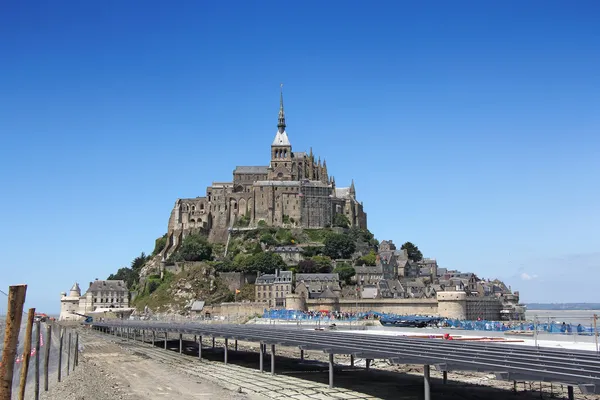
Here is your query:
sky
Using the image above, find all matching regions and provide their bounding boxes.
[0,1,599,313]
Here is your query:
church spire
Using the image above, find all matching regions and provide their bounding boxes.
[277,83,286,133]
[350,179,356,196]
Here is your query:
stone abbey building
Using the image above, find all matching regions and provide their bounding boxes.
[162,89,367,253]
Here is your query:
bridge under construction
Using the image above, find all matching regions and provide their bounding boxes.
[91,321,600,400]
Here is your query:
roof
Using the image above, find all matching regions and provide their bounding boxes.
[355,265,383,274]
[296,273,339,282]
[190,300,205,311]
[316,286,338,299]
[272,130,290,146]
[335,188,351,198]
[88,280,128,292]
[256,270,293,284]
[234,166,268,174]
[272,246,302,253]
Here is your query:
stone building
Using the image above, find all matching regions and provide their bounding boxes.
[160,89,368,259]
[255,270,293,308]
[59,279,131,321]
[294,273,341,299]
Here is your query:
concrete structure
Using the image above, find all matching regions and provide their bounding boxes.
[160,88,368,260]
[59,279,131,321]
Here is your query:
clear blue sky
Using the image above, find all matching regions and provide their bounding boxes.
[1,1,599,312]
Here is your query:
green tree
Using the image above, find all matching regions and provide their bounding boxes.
[401,241,423,262]
[297,259,317,273]
[302,246,323,257]
[333,213,350,228]
[311,255,333,273]
[334,262,356,285]
[108,267,138,290]
[170,233,213,262]
[152,234,168,256]
[131,252,148,273]
[243,252,286,274]
[259,233,278,246]
[323,233,356,259]
[355,250,377,266]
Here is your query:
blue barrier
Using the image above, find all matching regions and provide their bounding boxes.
[261,309,596,334]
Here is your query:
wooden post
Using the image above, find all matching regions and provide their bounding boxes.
[44,324,52,391]
[0,285,27,400]
[57,328,64,382]
[34,321,41,400]
[74,333,79,368]
[67,331,72,376]
[18,308,36,400]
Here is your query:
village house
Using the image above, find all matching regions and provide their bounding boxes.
[255,270,293,307]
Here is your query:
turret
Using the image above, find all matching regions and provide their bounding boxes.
[349,179,356,196]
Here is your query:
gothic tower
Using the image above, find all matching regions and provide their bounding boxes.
[268,86,294,180]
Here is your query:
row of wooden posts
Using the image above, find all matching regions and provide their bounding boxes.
[0,284,80,400]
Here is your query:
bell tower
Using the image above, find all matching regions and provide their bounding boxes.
[268,84,293,180]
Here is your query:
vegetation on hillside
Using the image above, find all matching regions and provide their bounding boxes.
[401,241,423,262]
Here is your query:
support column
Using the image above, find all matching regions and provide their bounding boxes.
[424,365,431,400]
[142,330,145,343]
[350,354,354,367]
[366,359,371,371]
[328,353,334,388]
[212,337,215,349]
[152,331,155,346]
[567,386,574,400]
[259,344,264,372]
[179,334,183,354]
[300,349,304,361]
[198,336,202,360]
[235,339,238,351]
[443,370,448,384]
[164,332,167,349]
[224,339,229,364]
[271,344,276,375]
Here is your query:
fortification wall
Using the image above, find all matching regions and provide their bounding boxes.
[305,298,439,316]
[204,302,265,319]
[437,291,467,320]
[218,272,257,292]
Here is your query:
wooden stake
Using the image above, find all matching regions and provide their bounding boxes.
[57,328,64,383]
[74,333,79,368]
[0,284,28,400]
[67,332,71,376]
[18,308,35,400]
[44,324,52,391]
[34,321,40,400]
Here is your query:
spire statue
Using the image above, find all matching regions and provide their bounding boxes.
[277,83,286,133]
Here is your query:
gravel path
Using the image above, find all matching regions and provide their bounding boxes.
[38,329,258,400]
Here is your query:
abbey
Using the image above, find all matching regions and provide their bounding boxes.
[163,89,367,250]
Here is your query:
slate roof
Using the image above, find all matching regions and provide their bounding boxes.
[88,280,128,292]
[272,130,291,146]
[256,270,293,284]
[272,246,302,253]
[316,287,338,299]
[355,265,383,274]
[234,166,268,174]
[296,273,339,282]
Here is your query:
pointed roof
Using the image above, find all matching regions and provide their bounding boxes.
[277,84,286,133]
[350,179,356,194]
[272,84,291,146]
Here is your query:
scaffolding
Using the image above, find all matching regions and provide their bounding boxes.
[300,181,332,228]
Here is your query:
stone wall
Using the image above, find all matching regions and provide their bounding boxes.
[305,298,439,316]
[203,302,265,319]
[219,272,257,292]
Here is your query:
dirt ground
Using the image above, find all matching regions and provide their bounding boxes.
[38,331,259,400]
